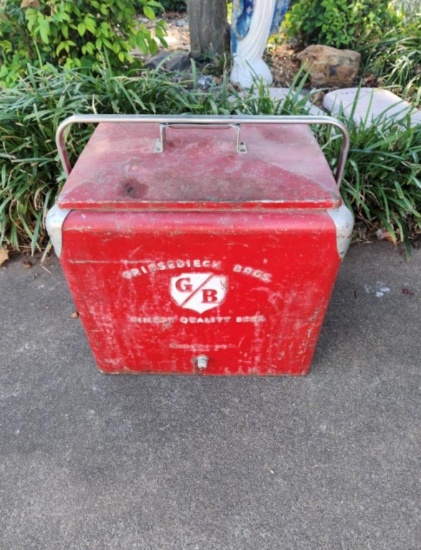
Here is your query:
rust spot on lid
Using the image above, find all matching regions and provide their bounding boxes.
[120,179,148,199]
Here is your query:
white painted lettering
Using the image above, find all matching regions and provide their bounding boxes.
[178,316,231,324]
[122,268,141,279]
[129,316,177,324]
[236,315,266,323]
[232,264,272,283]
[124,259,223,277]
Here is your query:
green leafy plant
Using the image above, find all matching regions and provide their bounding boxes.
[0,0,166,85]
[0,64,231,252]
[0,64,420,253]
[331,113,421,250]
[135,0,186,12]
[234,79,421,250]
[361,18,421,106]
[392,0,419,21]
[0,1,33,85]
[0,66,317,252]
[283,0,401,49]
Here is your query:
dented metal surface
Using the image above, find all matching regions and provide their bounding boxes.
[48,115,353,376]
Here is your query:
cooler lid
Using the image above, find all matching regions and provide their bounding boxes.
[57,122,341,211]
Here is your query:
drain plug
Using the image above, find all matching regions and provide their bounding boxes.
[195,355,209,371]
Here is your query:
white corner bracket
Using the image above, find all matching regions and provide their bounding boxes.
[327,203,354,259]
[45,204,71,259]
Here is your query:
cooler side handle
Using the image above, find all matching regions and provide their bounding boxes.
[56,114,349,187]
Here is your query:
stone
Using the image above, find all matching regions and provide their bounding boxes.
[323,88,421,127]
[144,51,191,72]
[297,45,361,88]
[197,75,213,89]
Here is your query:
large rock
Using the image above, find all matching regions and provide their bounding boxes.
[297,45,361,88]
[324,88,421,127]
[144,51,191,72]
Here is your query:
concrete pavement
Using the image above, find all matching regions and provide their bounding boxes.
[1,242,420,549]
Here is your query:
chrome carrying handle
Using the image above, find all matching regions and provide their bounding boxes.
[154,123,248,154]
[56,114,350,187]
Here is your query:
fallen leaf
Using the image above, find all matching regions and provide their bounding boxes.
[0,248,9,266]
[21,0,40,8]
[70,311,80,319]
[402,288,414,296]
[375,229,396,244]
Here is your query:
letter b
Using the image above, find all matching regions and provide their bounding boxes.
[202,288,218,303]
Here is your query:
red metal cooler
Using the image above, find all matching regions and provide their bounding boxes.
[47,115,353,375]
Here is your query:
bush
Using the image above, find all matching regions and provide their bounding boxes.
[134,0,185,12]
[330,112,421,247]
[0,65,319,251]
[0,64,220,251]
[0,64,420,253]
[361,18,421,106]
[158,0,186,11]
[0,0,166,85]
[284,0,401,49]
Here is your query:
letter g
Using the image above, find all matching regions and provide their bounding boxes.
[176,277,192,292]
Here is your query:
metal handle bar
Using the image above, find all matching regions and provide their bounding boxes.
[56,114,350,187]
[154,123,248,154]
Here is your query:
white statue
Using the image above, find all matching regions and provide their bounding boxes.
[230,0,290,88]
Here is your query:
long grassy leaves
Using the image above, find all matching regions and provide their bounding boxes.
[0,64,420,252]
